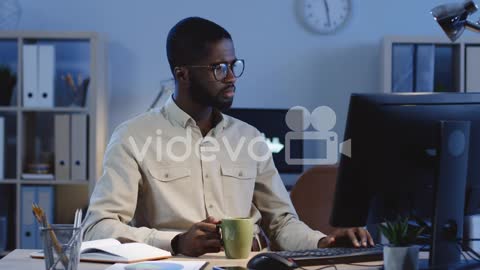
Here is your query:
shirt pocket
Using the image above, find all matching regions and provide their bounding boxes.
[221,166,257,217]
[146,166,193,220]
[148,166,191,182]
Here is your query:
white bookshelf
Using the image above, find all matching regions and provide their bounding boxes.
[381,36,480,93]
[0,31,108,252]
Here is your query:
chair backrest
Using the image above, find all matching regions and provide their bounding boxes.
[290,165,338,235]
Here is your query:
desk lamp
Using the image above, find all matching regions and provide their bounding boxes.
[431,0,480,41]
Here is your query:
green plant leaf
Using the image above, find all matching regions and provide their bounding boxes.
[385,221,396,244]
[378,216,427,246]
[378,223,394,244]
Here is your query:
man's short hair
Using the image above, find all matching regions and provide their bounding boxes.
[166,17,232,75]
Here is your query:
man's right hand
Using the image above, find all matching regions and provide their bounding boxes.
[176,216,222,257]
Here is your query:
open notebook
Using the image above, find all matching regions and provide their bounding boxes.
[30,238,172,263]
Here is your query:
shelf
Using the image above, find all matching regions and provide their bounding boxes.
[0,107,19,112]
[0,180,17,184]
[0,107,89,113]
[20,180,89,185]
[0,31,107,251]
[21,107,88,113]
[381,36,480,94]
[0,31,98,39]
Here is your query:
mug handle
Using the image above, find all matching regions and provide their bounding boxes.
[216,223,224,246]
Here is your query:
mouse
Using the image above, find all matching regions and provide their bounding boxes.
[247,252,299,270]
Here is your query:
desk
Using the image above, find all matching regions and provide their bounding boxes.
[0,249,385,270]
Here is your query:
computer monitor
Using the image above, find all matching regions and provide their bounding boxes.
[224,108,303,174]
[330,93,480,269]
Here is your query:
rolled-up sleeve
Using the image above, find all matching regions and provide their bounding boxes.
[82,124,180,251]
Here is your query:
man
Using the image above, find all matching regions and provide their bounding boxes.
[83,17,373,257]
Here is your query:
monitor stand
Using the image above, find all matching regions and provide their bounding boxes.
[426,121,480,269]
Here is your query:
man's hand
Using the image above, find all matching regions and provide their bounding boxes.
[318,227,374,248]
[176,216,222,257]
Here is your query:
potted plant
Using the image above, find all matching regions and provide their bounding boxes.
[0,65,16,106]
[379,216,425,270]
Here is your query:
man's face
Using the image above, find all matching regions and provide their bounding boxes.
[187,38,237,111]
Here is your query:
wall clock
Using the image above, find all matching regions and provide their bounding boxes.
[299,0,352,34]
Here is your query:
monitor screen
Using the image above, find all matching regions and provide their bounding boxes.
[330,92,480,267]
[224,108,303,174]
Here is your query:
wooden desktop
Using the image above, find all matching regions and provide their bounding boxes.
[0,249,386,270]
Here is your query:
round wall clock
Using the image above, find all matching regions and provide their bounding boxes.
[299,0,352,34]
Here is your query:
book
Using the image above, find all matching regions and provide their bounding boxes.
[466,46,480,92]
[21,173,54,180]
[105,260,207,270]
[23,44,55,108]
[392,44,415,92]
[0,117,4,179]
[433,46,455,92]
[30,238,172,263]
[415,44,435,92]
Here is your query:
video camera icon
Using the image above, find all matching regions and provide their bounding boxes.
[285,106,351,165]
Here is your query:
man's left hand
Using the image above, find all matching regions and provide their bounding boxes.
[318,227,374,248]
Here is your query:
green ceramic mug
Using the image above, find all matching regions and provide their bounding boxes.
[218,217,254,259]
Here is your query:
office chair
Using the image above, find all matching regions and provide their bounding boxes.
[290,165,338,235]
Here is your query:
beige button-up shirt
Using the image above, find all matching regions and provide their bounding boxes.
[83,97,325,252]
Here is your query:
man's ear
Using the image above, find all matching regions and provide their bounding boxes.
[174,67,187,81]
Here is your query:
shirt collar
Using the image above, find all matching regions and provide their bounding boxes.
[212,108,228,135]
[163,95,228,130]
[163,96,193,128]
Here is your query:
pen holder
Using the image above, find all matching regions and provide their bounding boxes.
[40,224,81,270]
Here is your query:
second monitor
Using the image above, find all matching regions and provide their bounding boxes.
[331,93,480,268]
[224,108,303,174]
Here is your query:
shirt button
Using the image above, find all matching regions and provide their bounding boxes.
[164,173,169,178]
[238,171,243,177]
[204,174,208,178]
[209,204,213,208]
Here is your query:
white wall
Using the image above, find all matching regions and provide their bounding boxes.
[17,0,477,184]
[18,0,471,134]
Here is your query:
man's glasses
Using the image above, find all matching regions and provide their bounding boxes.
[184,59,245,81]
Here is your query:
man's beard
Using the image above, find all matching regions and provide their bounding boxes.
[188,76,234,111]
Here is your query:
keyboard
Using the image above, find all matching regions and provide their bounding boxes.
[274,245,384,266]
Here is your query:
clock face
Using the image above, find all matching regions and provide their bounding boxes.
[301,0,351,34]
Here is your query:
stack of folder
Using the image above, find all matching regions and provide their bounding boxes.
[54,114,88,181]
[20,186,54,249]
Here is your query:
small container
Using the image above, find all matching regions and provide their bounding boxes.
[40,224,81,270]
[26,163,52,174]
[384,245,419,270]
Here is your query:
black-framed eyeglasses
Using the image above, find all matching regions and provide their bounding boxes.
[183,59,245,81]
